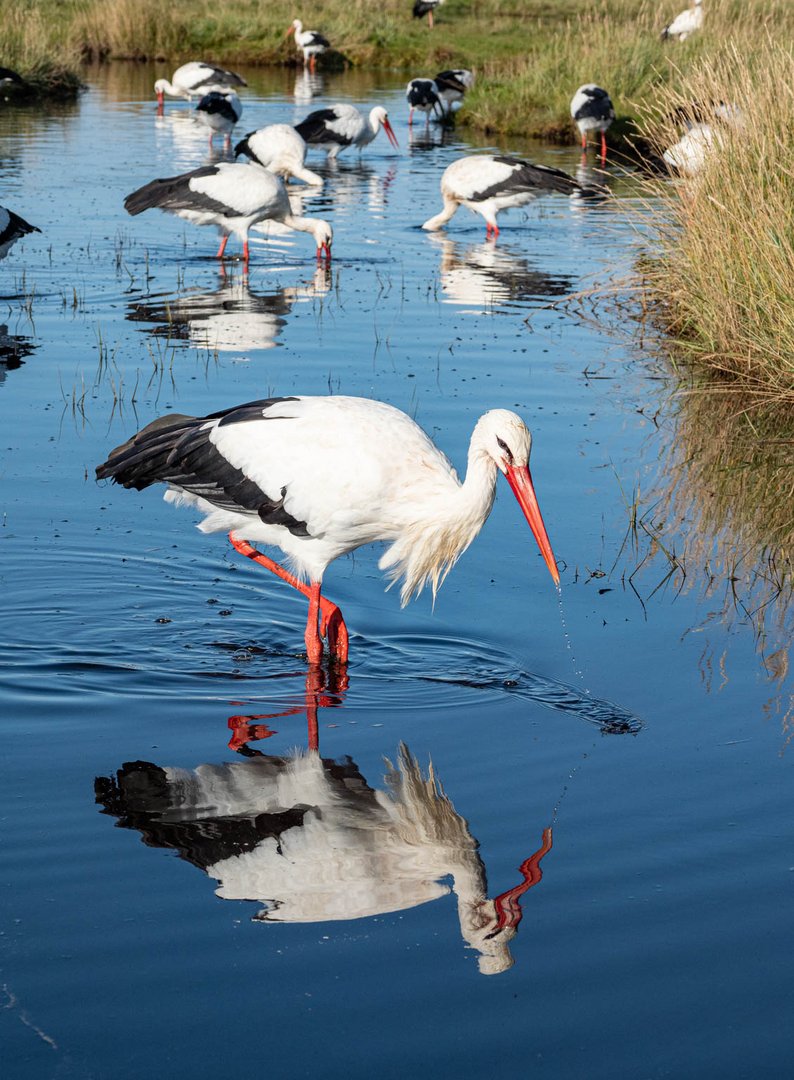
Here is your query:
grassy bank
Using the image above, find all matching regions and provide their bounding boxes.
[636,39,794,401]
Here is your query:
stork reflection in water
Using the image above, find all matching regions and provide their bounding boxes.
[95,679,553,975]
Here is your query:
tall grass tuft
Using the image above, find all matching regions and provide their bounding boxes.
[0,6,83,98]
[637,39,794,400]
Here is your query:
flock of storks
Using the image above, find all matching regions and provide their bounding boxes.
[3,2,718,665]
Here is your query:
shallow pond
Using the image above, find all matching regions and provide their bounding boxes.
[1,63,793,1079]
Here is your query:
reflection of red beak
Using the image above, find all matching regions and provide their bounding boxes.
[505,464,560,585]
[382,118,400,150]
[156,90,164,107]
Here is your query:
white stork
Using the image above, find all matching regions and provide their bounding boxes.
[195,91,243,149]
[570,84,615,161]
[235,124,323,186]
[405,79,444,125]
[154,62,246,105]
[661,0,704,41]
[95,396,560,665]
[422,154,581,238]
[433,69,475,112]
[413,0,443,29]
[294,104,399,158]
[123,164,332,263]
[286,19,330,72]
[0,206,39,259]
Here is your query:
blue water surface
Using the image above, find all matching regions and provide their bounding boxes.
[1,64,792,1080]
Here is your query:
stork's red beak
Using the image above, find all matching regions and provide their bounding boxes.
[505,464,560,586]
[382,118,400,150]
[317,242,332,261]
[156,90,164,107]
[285,25,296,37]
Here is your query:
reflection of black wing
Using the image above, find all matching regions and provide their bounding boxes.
[294,108,348,145]
[0,324,37,381]
[126,287,292,341]
[94,756,378,872]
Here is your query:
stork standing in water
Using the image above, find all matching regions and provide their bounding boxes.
[570,84,615,162]
[0,206,39,259]
[433,69,475,113]
[413,0,443,29]
[294,104,399,158]
[422,154,581,237]
[96,396,560,665]
[123,165,332,263]
[235,124,323,186]
[661,0,704,40]
[286,19,330,72]
[154,62,246,105]
[195,91,243,150]
[405,79,444,126]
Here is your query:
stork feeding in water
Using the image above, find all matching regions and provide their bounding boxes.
[154,62,246,105]
[422,154,581,237]
[96,396,560,666]
[123,163,332,263]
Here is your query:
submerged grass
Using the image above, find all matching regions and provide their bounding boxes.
[635,39,794,400]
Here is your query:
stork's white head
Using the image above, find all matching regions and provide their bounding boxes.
[370,106,400,149]
[154,78,169,106]
[311,218,333,260]
[287,18,302,36]
[474,410,559,585]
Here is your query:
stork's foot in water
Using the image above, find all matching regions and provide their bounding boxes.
[228,533,350,665]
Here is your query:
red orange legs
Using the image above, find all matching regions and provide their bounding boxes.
[216,235,229,259]
[228,534,349,665]
[485,221,500,239]
[600,131,608,164]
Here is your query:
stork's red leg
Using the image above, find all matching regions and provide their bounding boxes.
[216,235,229,259]
[581,132,587,151]
[428,11,434,29]
[600,130,608,164]
[490,827,553,934]
[228,534,349,664]
[242,239,250,263]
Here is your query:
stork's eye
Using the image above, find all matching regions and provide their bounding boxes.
[496,436,513,463]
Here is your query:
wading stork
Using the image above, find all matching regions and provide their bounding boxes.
[294,104,399,158]
[570,84,615,161]
[95,396,560,665]
[154,62,246,105]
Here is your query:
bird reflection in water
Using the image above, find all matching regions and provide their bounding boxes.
[294,70,325,104]
[429,235,575,312]
[95,670,552,975]
[0,323,37,385]
[126,265,332,352]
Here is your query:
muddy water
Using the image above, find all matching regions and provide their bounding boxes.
[1,64,792,1080]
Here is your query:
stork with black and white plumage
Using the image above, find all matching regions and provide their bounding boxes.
[154,62,246,105]
[0,206,39,259]
[422,155,581,238]
[123,164,332,263]
[661,0,704,41]
[286,20,331,73]
[570,84,615,161]
[195,91,243,149]
[294,104,399,159]
[413,0,443,29]
[235,124,323,186]
[405,79,444,126]
[433,69,475,112]
[95,395,560,666]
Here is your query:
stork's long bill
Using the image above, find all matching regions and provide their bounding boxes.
[504,464,560,586]
[381,118,400,150]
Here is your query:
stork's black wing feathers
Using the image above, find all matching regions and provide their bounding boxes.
[407,80,441,109]
[413,1,439,17]
[433,71,466,95]
[0,209,40,245]
[294,108,350,145]
[472,157,580,201]
[573,88,615,124]
[196,92,238,122]
[193,65,246,89]
[124,166,228,217]
[95,398,309,534]
[306,32,331,48]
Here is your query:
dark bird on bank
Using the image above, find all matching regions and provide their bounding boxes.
[413,0,443,29]
[570,84,615,161]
